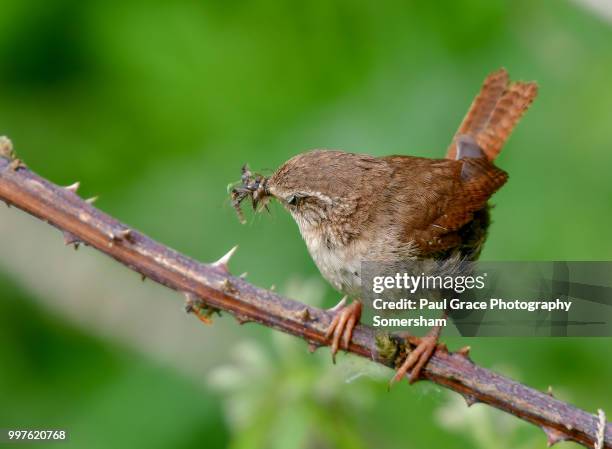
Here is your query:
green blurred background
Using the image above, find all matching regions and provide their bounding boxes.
[1,1,612,448]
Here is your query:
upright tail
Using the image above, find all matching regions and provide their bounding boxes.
[446,68,538,161]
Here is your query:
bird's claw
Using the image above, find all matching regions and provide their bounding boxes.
[390,331,441,386]
[325,299,362,363]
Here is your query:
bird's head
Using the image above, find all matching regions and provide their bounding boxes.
[232,150,382,230]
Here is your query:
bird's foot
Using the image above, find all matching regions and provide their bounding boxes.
[325,297,362,363]
[390,326,442,385]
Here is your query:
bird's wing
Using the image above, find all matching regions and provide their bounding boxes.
[383,155,507,256]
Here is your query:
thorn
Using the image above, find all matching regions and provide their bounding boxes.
[270,284,276,291]
[85,196,98,205]
[457,345,471,358]
[235,313,250,325]
[212,245,238,273]
[0,136,14,158]
[9,158,25,170]
[297,308,311,322]
[63,231,80,246]
[221,278,237,294]
[308,342,319,353]
[462,393,479,407]
[596,409,606,449]
[239,272,248,278]
[64,182,80,193]
[183,292,197,313]
[114,228,132,241]
[3,200,10,208]
[542,426,568,447]
[63,231,81,249]
[183,291,197,306]
[547,385,554,397]
[141,274,146,282]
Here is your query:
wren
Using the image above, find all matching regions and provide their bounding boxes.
[232,68,537,384]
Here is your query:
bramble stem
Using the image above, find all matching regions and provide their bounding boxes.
[0,152,609,449]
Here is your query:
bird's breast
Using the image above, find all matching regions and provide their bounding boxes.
[299,226,364,296]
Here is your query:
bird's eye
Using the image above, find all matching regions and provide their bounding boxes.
[287,195,298,206]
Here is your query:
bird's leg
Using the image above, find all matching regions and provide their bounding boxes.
[324,296,362,363]
[390,310,448,385]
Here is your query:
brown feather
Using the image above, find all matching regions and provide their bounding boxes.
[447,69,537,161]
[248,70,537,295]
[447,68,509,159]
[382,156,507,257]
[476,81,538,160]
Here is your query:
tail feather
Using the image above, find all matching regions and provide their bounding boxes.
[446,68,508,160]
[446,69,537,161]
[475,81,537,160]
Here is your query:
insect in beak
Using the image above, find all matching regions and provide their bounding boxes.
[230,164,269,223]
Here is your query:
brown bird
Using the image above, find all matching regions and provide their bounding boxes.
[232,68,537,384]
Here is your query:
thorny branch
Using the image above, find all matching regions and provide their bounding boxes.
[0,138,609,449]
